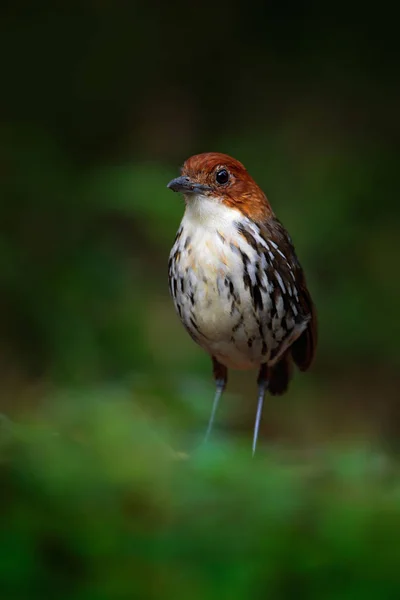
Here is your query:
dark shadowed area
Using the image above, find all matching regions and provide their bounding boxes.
[0,3,399,598]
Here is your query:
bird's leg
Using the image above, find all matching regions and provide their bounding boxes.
[204,357,227,443]
[253,363,269,456]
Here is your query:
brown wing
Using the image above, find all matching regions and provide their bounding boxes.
[263,272,316,395]
[259,217,318,373]
[238,216,317,392]
[290,274,317,371]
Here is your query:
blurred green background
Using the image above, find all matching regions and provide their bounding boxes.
[1,4,399,598]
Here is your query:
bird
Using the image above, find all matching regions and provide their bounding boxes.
[167,152,317,454]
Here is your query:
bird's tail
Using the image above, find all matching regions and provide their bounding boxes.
[268,354,293,396]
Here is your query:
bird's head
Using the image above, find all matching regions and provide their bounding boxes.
[167,152,273,222]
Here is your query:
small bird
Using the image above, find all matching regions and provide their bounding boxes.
[167,153,317,454]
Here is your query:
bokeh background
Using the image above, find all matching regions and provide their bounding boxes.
[1,4,399,598]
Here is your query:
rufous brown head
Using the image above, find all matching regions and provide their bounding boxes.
[167,152,273,220]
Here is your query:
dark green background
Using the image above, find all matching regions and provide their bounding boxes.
[0,4,399,598]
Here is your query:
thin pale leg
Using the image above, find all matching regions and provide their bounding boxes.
[253,364,269,456]
[204,357,227,443]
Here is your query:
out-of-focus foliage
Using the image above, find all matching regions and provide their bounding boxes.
[1,394,400,599]
[0,3,399,596]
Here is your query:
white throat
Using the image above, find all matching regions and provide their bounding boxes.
[183,193,241,230]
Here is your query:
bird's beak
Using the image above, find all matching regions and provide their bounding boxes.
[167,176,211,194]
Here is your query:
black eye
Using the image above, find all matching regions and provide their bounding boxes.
[215,169,229,185]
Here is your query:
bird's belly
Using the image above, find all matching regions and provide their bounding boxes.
[171,246,273,370]
[190,283,265,369]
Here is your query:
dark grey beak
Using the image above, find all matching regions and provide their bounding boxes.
[167,176,210,194]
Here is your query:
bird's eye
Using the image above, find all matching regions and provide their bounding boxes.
[215,169,229,185]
